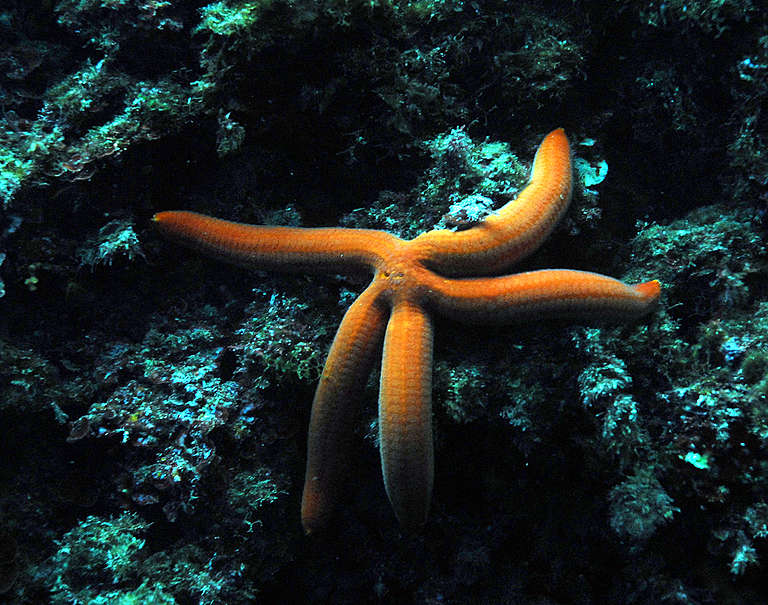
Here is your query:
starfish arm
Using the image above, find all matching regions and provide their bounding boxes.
[153,211,400,273]
[411,128,572,276]
[301,281,389,534]
[424,270,661,323]
[379,299,434,530]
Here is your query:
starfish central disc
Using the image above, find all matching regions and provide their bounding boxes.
[380,255,430,297]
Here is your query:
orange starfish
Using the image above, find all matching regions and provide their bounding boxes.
[153,129,660,533]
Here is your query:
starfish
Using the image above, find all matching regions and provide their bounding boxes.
[153,129,660,533]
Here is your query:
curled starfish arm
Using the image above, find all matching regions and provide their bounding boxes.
[378,299,435,530]
[425,270,661,323]
[412,128,572,276]
[301,281,389,534]
[153,210,400,273]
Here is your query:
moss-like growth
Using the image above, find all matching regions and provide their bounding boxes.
[342,127,528,238]
[608,467,679,541]
[629,204,765,310]
[639,0,757,35]
[49,514,238,603]
[50,513,150,603]
[433,360,489,424]
[196,1,272,37]
[140,545,229,604]
[77,219,144,269]
[235,289,331,382]
[69,307,242,515]
[0,341,67,415]
[741,350,768,386]
[422,127,528,212]
[227,468,288,530]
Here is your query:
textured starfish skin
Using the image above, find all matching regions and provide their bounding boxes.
[153,129,661,532]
